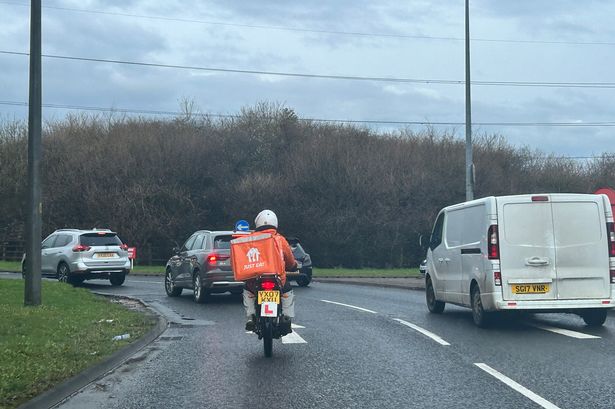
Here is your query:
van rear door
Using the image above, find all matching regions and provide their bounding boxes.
[498,196,558,301]
[552,196,609,299]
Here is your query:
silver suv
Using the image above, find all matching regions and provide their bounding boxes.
[22,229,131,286]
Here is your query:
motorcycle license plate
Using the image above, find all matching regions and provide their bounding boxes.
[258,290,280,304]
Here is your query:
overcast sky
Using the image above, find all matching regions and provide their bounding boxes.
[1,0,615,158]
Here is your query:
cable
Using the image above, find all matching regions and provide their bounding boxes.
[2,100,615,127]
[2,50,615,89]
[2,0,614,47]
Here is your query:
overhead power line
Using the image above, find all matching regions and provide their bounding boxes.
[2,100,615,128]
[2,50,615,89]
[2,0,614,47]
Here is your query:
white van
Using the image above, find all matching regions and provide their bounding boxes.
[425,193,615,327]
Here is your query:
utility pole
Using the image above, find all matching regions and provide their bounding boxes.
[464,0,474,201]
[25,0,42,306]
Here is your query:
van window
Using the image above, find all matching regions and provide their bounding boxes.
[553,202,601,246]
[430,213,445,250]
[445,209,464,247]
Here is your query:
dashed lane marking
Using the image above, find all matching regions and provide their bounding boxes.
[320,299,377,314]
[527,323,600,339]
[475,363,561,409]
[282,331,308,344]
[393,318,451,346]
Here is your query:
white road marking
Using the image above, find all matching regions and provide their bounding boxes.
[320,299,378,314]
[528,323,600,339]
[282,331,308,344]
[246,324,308,344]
[393,318,450,346]
[475,363,561,409]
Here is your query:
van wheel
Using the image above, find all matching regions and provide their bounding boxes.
[581,309,607,327]
[426,276,445,313]
[471,286,491,328]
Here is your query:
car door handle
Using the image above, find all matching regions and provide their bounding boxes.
[526,257,549,266]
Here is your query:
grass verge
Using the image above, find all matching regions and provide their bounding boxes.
[313,268,421,278]
[0,280,155,409]
[0,260,20,272]
[131,265,166,275]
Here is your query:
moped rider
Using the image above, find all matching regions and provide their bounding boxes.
[243,209,298,333]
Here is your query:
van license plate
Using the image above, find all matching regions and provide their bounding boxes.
[257,290,280,304]
[511,284,550,294]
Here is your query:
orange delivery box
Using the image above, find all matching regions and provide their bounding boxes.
[230,232,284,281]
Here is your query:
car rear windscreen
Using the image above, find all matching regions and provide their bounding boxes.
[213,235,233,249]
[80,233,122,247]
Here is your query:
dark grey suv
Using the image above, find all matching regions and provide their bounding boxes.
[164,230,244,303]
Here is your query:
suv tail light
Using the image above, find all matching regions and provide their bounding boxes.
[72,244,91,252]
[120,244,129,250]
[607,222,615,257]
[261,281,276,291]
[207,254,230,264]
[488,225,500,260]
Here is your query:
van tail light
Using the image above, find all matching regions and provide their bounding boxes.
[72,244,91,252]
[607,223,615,257]
[261,281,276,291]
[494,271,502,286]
[207,254,230,264]
[488,225,500,260]
[610,270,615,284]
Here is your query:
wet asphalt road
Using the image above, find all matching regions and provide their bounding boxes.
[15,274,615,409]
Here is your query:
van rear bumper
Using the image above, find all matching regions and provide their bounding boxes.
[494,299,615,311]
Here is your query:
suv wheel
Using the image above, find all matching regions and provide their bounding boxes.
[193,272,208,304]
[109,273,126,286]
[58,263,71,284]
[164,269,182,297]
[296,275,311,287]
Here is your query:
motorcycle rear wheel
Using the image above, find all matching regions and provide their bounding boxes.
[263,321,273,358]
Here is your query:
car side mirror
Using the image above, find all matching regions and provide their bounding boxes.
[172,247,180,255]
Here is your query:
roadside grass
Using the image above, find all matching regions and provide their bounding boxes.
[0,260,20,272]
[313,268,421,278]
[0,280,155,409]
[131,264,166,275]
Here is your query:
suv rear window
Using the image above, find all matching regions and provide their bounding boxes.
[80,233,122,247]
[213,235,233,249]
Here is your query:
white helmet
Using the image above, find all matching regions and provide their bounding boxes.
[255,209,278,229]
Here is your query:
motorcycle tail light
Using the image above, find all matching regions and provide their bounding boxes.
[261,281,276,291]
